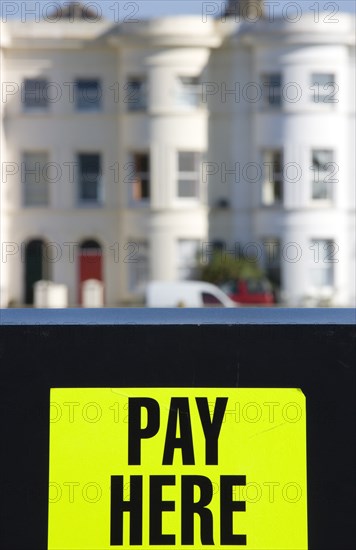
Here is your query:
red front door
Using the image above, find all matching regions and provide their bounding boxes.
[78,242,102,304]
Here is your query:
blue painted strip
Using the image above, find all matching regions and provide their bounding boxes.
[1,308,355,325]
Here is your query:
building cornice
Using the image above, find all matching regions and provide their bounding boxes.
[0,19,115,49]
[227,14,356,47]
[107,17,221,49]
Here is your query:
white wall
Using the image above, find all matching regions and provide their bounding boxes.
[208,14,355,306]
[1,14,355,306]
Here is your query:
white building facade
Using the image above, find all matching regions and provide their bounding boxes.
[208,11,356,306]
[1,2,355,306]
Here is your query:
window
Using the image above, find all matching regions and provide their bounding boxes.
[78,153,101,203]
[126,77,147,111]
[262,150,283,205]
[246,279,273,294]
[23,79,48,110]
[128,241,149,294]
[261,73,282,107]
[310,73,337,103]
[311,150,334,200]
[176,76,201,108]
[75,79,101,111]
[177,239,200,280]
[177,152,201,198]
[309,239,336,287]
[22,152,49,206]
[263,238,281,287]
[129,153,150,203]
[202,292,224,306]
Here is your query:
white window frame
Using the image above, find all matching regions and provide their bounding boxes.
[310,73,337,104]
[176,151,202,200]
[261,150,283,205]
[23,78,49,111]
[77,153,102,206]
[75,78,102,111]
[127,152,150,206]
[22,151,50,207]
[261,73,282,108]
[127,240,149,294]
[176,76,201,108]
[309,239,336,289]
[310,149,335,202]
[125,77,148,111]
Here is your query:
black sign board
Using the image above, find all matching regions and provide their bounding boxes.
[0,308,355,549]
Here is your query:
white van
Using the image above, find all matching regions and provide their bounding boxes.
[146,281,237,308]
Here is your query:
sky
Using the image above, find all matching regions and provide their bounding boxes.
[1,0,356,21]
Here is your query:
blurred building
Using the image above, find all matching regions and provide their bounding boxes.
[1,1,355,306]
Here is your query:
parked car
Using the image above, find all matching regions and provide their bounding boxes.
[146,281,237,308]
[219,278,275,305]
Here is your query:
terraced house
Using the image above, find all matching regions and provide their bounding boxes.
[1,0,355,306]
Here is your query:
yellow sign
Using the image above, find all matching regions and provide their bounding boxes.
[48,388,307,549]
